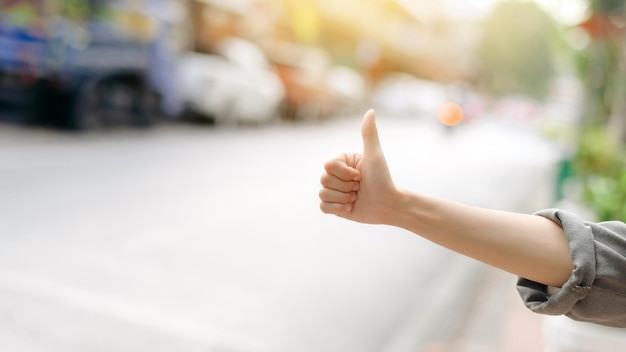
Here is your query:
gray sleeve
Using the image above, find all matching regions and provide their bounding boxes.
[516,208,626,327]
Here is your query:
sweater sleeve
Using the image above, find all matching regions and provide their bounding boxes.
[516,208,626,328]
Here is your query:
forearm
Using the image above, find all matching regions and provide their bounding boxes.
[387,189,573,287]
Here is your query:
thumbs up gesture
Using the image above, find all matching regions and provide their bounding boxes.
[319,110,398,224]
[319,111,578,291]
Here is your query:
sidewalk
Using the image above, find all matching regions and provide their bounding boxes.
[449,267,548,352]
[486,270,548,352]
[379,256,548,352]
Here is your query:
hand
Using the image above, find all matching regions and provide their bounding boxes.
[319,110,397,224]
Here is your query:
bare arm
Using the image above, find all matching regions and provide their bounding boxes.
[388,190,572,287]
[319,110,573,288]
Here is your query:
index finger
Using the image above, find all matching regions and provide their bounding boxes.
[324,153,361,181]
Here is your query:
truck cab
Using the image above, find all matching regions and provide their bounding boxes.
[0,0,183,130]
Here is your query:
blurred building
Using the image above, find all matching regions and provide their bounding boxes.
[186,0,480,83]
[280,0,481,83]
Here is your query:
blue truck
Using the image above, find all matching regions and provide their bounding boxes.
[0,0,181,130]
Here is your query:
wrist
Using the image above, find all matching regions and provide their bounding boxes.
[385,188,421,228]
[385,188,447,239]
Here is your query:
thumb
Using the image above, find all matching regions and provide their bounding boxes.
[361,109,383,157]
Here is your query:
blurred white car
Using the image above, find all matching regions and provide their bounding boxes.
[325,65,368,115]
[371,72,448,118]
[177,37,285,124]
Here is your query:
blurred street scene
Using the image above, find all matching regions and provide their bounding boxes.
[2,0,626,351]
[0,0,591,130]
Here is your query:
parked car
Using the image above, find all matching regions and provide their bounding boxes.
[370,72,448,118]
[325,65,369,116]
[177,37,285,125]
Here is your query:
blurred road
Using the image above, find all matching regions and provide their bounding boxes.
[0,115,563,352]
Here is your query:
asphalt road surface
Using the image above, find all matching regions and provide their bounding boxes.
[0,115,563,352]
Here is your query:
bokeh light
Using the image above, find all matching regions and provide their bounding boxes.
[437,101,464,126]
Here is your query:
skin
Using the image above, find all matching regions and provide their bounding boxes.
[319,109,573,288]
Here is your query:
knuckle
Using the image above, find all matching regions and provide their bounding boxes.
[323,159,337,172]
[319,172,330,185]
[319,201,333,214]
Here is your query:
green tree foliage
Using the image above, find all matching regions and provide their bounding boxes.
[573,126,626,221]
[575,0,625,128]
[475,1,557,99]
[591,0,624,13]
[570,0,626,221]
